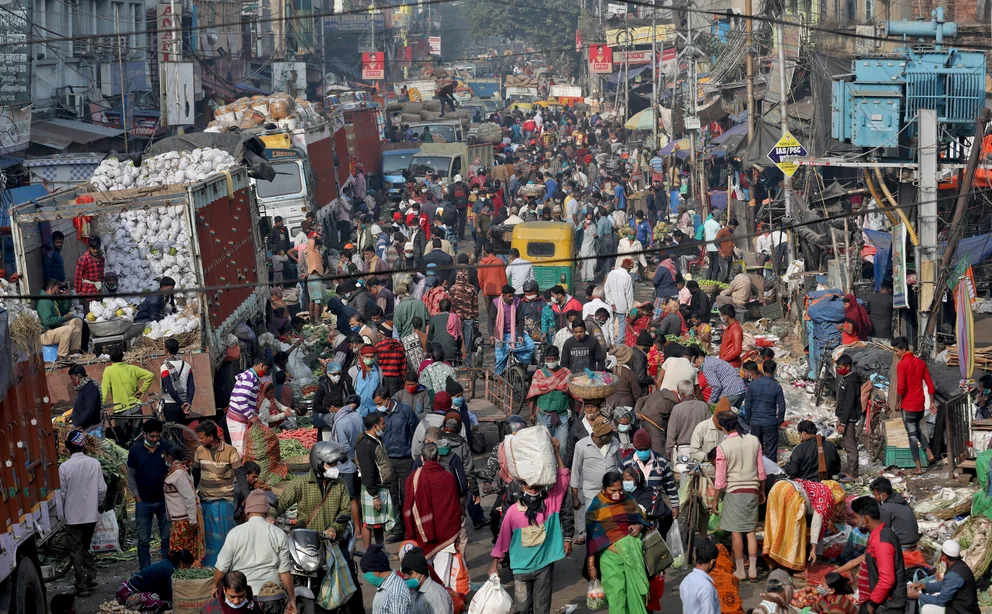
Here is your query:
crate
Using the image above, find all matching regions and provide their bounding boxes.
[884,445,928,469]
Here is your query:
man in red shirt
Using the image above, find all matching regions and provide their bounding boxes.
[714,218,738,283]
[73,236,105,296]
[718,304,743,368]
[894,337,937,473]
[852,496,906,613]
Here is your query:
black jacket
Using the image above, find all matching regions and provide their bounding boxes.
[423,249,455,286]
[783,437,841,481]
[865,525,906,611]
[835,370,863,425]
[355,432,386,497]
[313,374,354,414]
[686,289,710,320]
[267,226,291,253]
[72,380,102,430]
[941,560,980,614]
[880,492,920,547]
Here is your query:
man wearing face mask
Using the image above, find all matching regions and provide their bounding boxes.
[226,357,269,456]
[571,421,621,541]
[312,362,354,441]
[127,419,170,570]
[527,346,574,443]
[361,544,412,613]
[621,429,679,527]
[270,442,363,610]
[489,438,572,614]
[370,387,417,544]
[518,280,547,343]
[355,412,397,546]
[561,320,606,373]
[404,546,454,614]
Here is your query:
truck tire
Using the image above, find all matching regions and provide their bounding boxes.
[13,559,45,614]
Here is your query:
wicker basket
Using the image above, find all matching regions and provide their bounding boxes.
[568,372,617,400]
[932,500,972,520]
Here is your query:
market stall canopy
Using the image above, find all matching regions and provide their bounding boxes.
[624,107,672,133]
[30,120,124,152]
[659,137,690,156]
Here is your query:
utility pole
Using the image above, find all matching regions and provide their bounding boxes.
[917,108,938,339]
[651,0,658,150]
[745,0,755,143]
[116,4,128,154]
[776,22,791,217]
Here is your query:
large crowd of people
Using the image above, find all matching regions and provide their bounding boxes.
[49,98,980,614]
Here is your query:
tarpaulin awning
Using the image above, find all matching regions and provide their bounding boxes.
[30,120,124,151]
[607,64,651,84]
[942,232,992,268]
[711,121,748,145]
[708,190,728,210]
[236,82,270,95]
[0,155,23,169]
[0,184,47,227]
[660,137,690,156]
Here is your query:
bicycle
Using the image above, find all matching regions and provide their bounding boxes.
[677,460,708,567]
[106,395,200,463]
[493,339,534,414]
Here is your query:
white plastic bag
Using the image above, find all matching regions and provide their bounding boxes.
[586,579,606,610]
[667,521,685,568]
[89,511,120,553]
[503,426,556,486]
[467,573,512,614]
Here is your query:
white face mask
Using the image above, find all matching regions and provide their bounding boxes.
[329,374,341,383]
[324,467,340,479]
[225,598,248,609]
[545,361,560,369]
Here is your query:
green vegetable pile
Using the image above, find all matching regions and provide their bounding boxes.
[296,416,313,429]
[174,566,216,580]
[694,278,730,289]
[665,335,706,350]
[279,439,310,458]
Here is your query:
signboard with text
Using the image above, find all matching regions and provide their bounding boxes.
[157,3,180,63]
[615,50,657,65]
[0,104,29,152]
[428,36,441,55]
[766,131,807,177]
[323,13,384,33]
[588,45,613,74]
[362,52,384,80]
[892,224,908,308]
[0,0,30,105]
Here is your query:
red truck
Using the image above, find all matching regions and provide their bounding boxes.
[332,107,383,191]
[0,308,61,614]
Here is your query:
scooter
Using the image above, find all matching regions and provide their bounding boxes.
[285,513,357,614]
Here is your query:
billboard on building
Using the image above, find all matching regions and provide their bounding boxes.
[588,45,613,74]
[362,52,384,80]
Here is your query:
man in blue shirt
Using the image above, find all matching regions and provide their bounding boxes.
[127,420,170,569]
[743,359,787,461]
[679,537,721,614]
[614,177,627,210]
[649,151,664,174]
[629,211,653,246]
[545,174,558,204]
[687,346,746,407]
[44,231,66,284]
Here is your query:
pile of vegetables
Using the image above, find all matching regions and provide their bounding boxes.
[87,298,135,323]
[296,416,314,429]
[665,334,706,350]
[791,586,819,609]
[98,601,129,614]
[279,438,310,458]
[277,428,318,449]
[693,279,730,290]
[174,566,217,580]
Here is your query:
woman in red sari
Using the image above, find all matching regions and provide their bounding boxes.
[623,302,654,347]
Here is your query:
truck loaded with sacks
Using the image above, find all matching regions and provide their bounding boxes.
[9,139,268,413]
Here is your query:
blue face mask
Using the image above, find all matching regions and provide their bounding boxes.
[452,397,464,407]
[623,480,636,492]
[363,572,385,587]
[635,450,652,462]
[405,578,421,589]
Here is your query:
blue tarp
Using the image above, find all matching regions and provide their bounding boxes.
[708,190,728,211]
[805,289,846,378]
[711,121,748,145]
[606,65,651,84]
[1,184,48,279]
[864,228,893,292]
[942,232,992,269]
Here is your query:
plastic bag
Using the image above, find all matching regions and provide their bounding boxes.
[667,521,685,569]
[586,579,606,610]
[467,573,512,614]
[503,426,556,486]
[89,511,120,553]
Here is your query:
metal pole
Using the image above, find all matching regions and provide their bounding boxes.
[776,22,791,217]
[116,4,128,154]
[651,0,658,149]
[745,0,755,143]
[917,108,938,339]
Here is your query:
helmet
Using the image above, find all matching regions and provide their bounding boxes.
[309,441,348,476]
[506,415,527,435]
[522,279,540,294]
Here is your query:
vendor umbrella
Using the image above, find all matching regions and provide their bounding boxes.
[624,108,654,131]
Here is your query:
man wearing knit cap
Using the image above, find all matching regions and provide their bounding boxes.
[361,543,412,614]
[621,428,680,537]
[402,546,454,614]
[411,391,467,459]
[214,490,296,614]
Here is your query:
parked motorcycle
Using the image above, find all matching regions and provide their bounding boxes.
[285,513,357,614]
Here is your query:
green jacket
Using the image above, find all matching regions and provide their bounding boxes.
[37,291,66,331]
[394,295,430,338]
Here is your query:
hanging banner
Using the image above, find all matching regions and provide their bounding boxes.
[362,52,384,80]
[589,45,613,74]
[955,271,975,380]
[892,224,908,309]
[428,36,441,55]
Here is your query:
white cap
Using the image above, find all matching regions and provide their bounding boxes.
[942,539,962,558]
[453,174,462,183]
[404,242,415,252]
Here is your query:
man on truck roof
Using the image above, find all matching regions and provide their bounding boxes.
[73,235,105,296]
[38,279,83,360]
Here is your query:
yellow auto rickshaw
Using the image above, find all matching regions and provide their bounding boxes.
[510,222,575,292]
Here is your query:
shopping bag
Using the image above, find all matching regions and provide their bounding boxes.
[316,542,357,610]
[667,521,685,568]
[172,577,215,614]
[89,511,120,553]
[642,528,674,576]
[467,573,512,614]
[586,579,607,610]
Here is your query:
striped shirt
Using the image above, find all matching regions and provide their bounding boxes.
[701,356,747,401]
[372,572,412,614]
[193,441,241,501]
[229,368,260,420]
[375,338,407,379]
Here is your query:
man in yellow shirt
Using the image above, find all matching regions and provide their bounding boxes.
[102,347,154,443]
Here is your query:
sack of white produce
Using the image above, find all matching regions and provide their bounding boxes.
[503,426,557,486]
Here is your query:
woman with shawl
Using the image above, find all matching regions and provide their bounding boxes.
[623,304,654,348]
[423,275,450,317]
[162,442,204,564]
[621,466,668,611]
[614,407,642,455]
[842,294,871,341]
[709,543,745,614]
[586,470,652,614]
[763,478,847,572]
[811,572,858,614]
[258,380,295,429]
[354,345,382,417]
[577,213,598,282]
[606,345,642,408]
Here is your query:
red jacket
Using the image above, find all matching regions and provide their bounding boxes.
[719,320,743,367]
[897,352,935,412]
[478,255,509,297]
